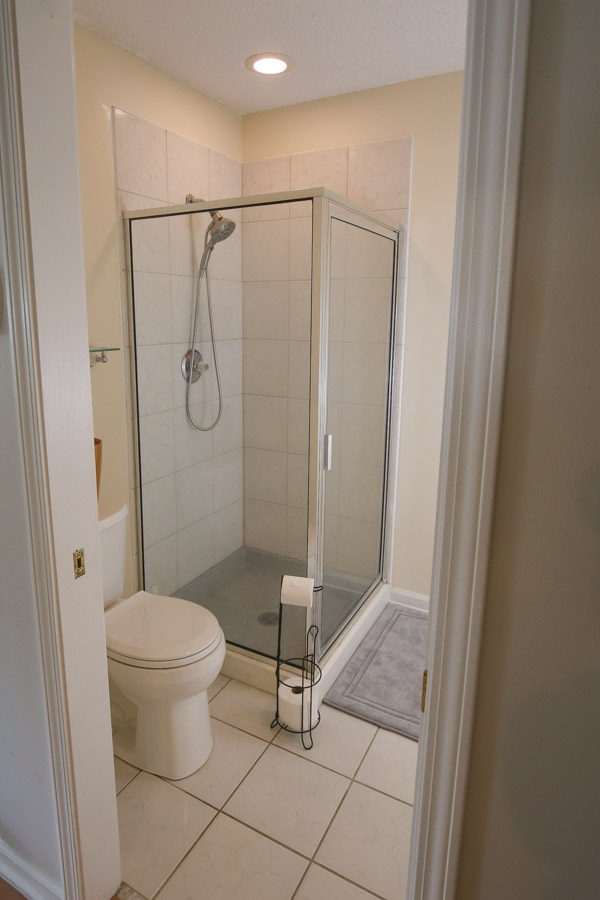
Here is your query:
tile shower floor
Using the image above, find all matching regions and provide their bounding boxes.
[175,547,367,658]
[113,677,417,900]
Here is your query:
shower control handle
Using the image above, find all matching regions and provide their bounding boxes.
[324,434,333,471]
[181,349,209,384]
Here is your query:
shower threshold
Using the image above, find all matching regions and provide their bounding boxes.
[173,546,362,660]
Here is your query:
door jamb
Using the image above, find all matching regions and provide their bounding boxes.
[407,1,532,896]
[0,2,81,896]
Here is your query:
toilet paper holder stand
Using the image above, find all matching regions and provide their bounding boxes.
[271,587,322,750]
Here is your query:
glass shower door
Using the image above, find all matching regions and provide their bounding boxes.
[319,213,397,650]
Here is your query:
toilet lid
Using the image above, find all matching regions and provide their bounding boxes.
[105,591,222,668]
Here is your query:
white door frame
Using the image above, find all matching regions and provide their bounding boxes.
[408,0,532,897]
[0,2,120,898]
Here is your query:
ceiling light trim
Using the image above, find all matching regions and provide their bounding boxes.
[245,52,295,75]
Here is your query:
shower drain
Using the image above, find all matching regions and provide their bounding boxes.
[258,611,279,626]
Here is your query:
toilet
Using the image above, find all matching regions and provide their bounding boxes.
[99,504,225,780]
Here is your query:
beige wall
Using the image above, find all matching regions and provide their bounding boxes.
[457,1,600,897]
[73,25,242,591]
[75,19,462,597]
[244,73,463,594]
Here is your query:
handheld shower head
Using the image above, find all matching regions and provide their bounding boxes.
[185,195,236,247]
[207,210,236,245]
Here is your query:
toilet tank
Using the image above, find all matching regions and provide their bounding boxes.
[98,504,128,608]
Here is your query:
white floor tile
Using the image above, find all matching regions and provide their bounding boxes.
[316,783,412,900]
[209,680,278,741]
[114,757,139,794]
[294,864,375,900]
[207,673,230,701]
[273,704,376,777]
[224,745,348,857]
[171,719,267,808]
[355,729,418,804]
[117,772,216,899]
[155,814,307,900]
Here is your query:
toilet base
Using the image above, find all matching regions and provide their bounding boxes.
[113,689,214,780]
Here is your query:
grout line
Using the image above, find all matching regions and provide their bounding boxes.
[308,726,379,863]
[353,775,415,808]
[208,712,281,744]
[121,690,413,899]
[147,805,217,900]
[207,676,231,703]
[116,767,141,796]
[165,730,272,812]
[308,862,389,900]
[219,809,312,861]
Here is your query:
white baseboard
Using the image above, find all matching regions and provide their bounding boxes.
[389,586,430,612]
[0,841,62,900]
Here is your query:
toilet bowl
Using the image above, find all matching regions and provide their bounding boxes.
[99,505,225,780]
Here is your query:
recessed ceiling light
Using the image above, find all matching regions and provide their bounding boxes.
[245,53,295,76]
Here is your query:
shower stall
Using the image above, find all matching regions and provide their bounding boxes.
[125,188,402,663]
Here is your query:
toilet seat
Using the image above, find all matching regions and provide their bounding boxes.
[105,590,222,669]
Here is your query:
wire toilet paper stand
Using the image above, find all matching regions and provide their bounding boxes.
[271,583,322,749]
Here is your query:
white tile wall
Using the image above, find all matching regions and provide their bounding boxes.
[213,448,244,510]
[242,220,290,282]
[243,281,289,340]
[142,474,177,549]
[177,516,214,586]
[244,395,288,451]
[116,111,411,591]
[166,132,209,205]
[243,339,289,397]
[244,499,287,556]
[214,500,244,563]
[175,461,213,530]
[133,273,172,346]
[244,448,287,505]
[114,110,167,201]
[243,156,290,221]
[241,141,410,573]
[115,109,244,591]
[347,139,412,210]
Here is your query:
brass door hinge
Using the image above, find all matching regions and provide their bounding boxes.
[421,669,428,713]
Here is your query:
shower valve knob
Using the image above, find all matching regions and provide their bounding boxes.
[181,349,208,384]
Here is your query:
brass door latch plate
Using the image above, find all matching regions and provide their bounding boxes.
[73,548,85,579]
[421,668,428,713]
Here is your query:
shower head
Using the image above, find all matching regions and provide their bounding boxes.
[185,195,236,247]
[207,210,236,245]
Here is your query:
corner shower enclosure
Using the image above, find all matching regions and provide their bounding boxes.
[125,188,402,662]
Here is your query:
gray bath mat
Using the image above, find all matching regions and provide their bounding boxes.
[324,604,427,739]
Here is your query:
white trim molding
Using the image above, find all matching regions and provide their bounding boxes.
[389,587,429,613]
[1,1,121,897]
[0,843,62,900]
[407,1,532,898]
[0,3,80,896]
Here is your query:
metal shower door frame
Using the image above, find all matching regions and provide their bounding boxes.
[123,188,402,663]
[308,196,403,660]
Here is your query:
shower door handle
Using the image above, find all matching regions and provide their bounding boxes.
[324,434,333,471]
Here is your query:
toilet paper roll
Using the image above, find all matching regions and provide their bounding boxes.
[281,574,314,608]
[278,676,319,732]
